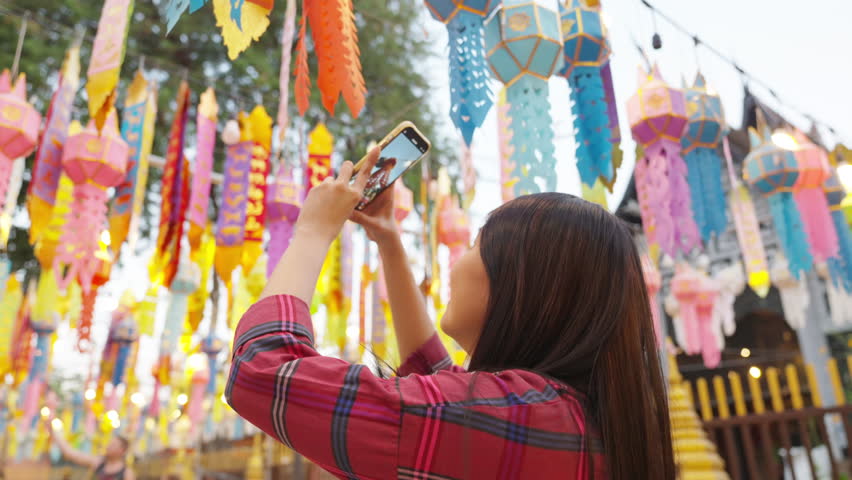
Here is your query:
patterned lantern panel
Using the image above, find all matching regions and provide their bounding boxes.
[425,0,498,144]
[56,111,129,293]
[627,65,698,257]
[670,263,721,368]
[743,117,811,277]
[681,73,727,242]
[266,165,303,277]
[0,71,42,212]
[790,131,838,266]
[485,0,562,195]
[558,0,615,187]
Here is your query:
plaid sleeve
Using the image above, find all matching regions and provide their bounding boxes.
[397,333,466,377]
[226,295,401,479]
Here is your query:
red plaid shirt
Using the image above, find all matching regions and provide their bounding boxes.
[227,295,605,479]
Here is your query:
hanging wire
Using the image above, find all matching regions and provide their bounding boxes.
[638,0,847,144]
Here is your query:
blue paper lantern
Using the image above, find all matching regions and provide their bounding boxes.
[743,113,812,277]
[682,73,728,242]
[485,0,563,195]
[424,1,498,145]
[824,172,852,291]
[557,0,617,188]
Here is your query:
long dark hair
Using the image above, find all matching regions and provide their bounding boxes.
[469,193,675,480]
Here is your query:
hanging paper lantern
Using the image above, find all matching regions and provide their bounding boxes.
[201,336,225,395]
[109,308,138,390]
[187,226,215,332]
[305,123,333,192]
[424,0,496,144]
[294,0,367,117]
[28,46,80,245]
[743,113,812,278]
[640,255,662,346]
[212,0,274,60]
[712,262,745,337]
[557,0,614,188]
[78,247,113,353]
[214,124,252,289]
[496,88,517,203]
[485,0,563,195]
[681,73,727,242]
[111,70,158,256]
[824,172,852,292]
[87,0,134,130]
[157,255,200,385]
[790,131,839,267]
[0,157,24,248]
[670,264,720,368]
[55,111,128,293]
[438,196,471,267]
[627,65,699,256]
[815,262,852,326]
[600,61,623,190]
[723,137,770,297]
[151,82,191,289]
[267,164,303,277]
[770,256,809,329]
[242,106,272,273]
[371,262,389,360]
[276,0,298,144]
[187,89,217,256]
[186,365,209,437]
[459,141,477,208]
[0,71,41,214]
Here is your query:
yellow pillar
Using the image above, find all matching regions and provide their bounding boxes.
[667,349,731,480]
[245,434,265,480]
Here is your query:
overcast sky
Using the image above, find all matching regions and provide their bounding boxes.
[49,0,852,400]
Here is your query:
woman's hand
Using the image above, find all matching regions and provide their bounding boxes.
[350,183,399,245]
[295,148,379,245]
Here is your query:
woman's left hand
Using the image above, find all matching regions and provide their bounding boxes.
[295,147,379,244]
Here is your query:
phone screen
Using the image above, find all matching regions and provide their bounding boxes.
[356,127,428,209]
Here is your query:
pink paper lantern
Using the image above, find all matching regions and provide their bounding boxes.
[792,130,837,263]
[627,65,699,256]
[394,181,414,225]
[55,111,128,293]
[671,264,720,368]
[0,71,41,211]
[266,165,303,277]
[438,196,470,267]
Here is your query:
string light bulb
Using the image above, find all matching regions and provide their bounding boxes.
[749,366,762,379]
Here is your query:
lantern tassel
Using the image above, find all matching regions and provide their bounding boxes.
[768,192,813,278]
[568,67,613,188]
[664,139,701,253]
[684,147,728,241]
[794,187,839,263]
[830,210,852,292]
[112,343,130,386]
[506,77,557,196]
[54,184,109,294]
[447,11,493,145]
[634,144,673,252]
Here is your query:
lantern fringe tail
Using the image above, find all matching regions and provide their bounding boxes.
[112,343,129,386]
[665,141,701,253]
[0,155,12,213]
[569,68,613,188]
[795,188,839,262]
[831,210,852,292]
[506,77,557,196]
[685,147,727,242]
[638,145,674,254]
[448,11,493,145]
[768,192,813,278]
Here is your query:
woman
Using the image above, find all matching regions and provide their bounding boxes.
[360,156,397,205]
[46,420,134,480]
[227,149,675,479]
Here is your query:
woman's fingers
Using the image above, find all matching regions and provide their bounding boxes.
[354,147,381,192]
[337,161,354,183]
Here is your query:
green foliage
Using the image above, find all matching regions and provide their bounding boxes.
[0,0,452,277]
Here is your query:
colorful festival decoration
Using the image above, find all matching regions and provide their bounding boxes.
[770,256,809,329]
[87,0,134,130]
[188,88,218,254]
[0,157,24,248]
[242,106,273,273]
[424,0,496,144]
[438,195,471,267]
[266,164,302,277]
[712,262,745,337]
[0,275,21,375]
[78,245,113,351]
[723,137,770,297]
[485,0,562,196]
[28,46,80,244]
[743,113,813,278]
[791,131,838,266]
[558,0,615,188]
[816,261,852,326]
[151,81,191,289]
[294,0,367,117]
[158,255,201,386]
[55,111,129,293]
[215,121,252,289]
[497,88,517,203]
[111,70,158,255]
[213,0,273,60]
[187,226,215,332]
[681,73,727,242]
[276,0,298,144]
[824,172,852,291]
[641,255,662,345]
[670,263,721,368]
[0,71,41,215]
[627,65,699,257]
[305,123,333,191]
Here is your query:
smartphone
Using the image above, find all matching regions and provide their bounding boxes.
[352,121,431,210]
